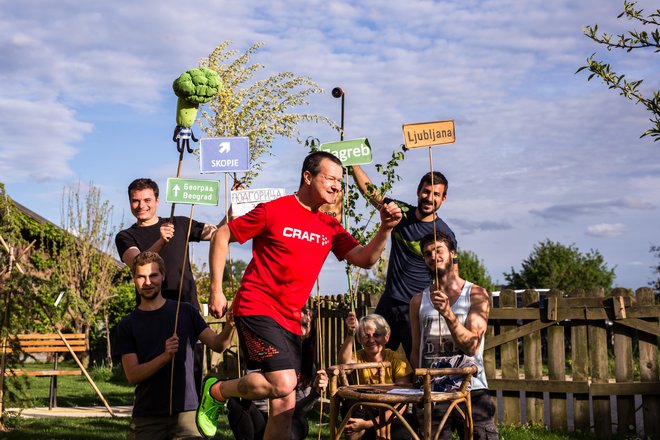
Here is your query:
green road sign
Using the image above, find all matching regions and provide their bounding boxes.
[319,138,372,166]
[165,178,219,206]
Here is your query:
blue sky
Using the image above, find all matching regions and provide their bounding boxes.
[2,0,660,293]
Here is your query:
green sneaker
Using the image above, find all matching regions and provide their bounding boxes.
[196,376,222,439]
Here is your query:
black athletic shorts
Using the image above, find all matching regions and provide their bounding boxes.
[235,315,302,374]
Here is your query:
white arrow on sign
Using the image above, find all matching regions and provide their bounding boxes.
[219,141,231,154]
[172,184,180,197]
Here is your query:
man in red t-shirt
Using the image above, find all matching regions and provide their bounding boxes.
[195,151,403,439]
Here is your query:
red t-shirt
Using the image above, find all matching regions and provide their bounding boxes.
[229,195,359,335]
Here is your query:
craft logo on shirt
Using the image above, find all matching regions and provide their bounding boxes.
[282,227,329,246]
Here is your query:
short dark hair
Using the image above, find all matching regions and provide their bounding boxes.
[419,231,456,254]
[417,171,448,197]
[128,178,159,198]
[299,151,343,187]
[132,251,166,277]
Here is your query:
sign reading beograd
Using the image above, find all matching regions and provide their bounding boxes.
[165,178,219,206]
[319,138,372,166]
[402,120,455,149]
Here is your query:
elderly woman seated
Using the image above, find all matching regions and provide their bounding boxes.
[338,312,414,440]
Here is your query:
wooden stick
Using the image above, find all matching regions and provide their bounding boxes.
[169,205,196,415]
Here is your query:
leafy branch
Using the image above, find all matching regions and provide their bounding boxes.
[199,41,338,185]
[577,1,660,141]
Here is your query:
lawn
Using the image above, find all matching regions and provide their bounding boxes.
[0,363,625,439]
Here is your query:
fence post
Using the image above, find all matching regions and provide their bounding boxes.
[522,289,543,425]
[484,290,497,423]
[570,288,590,433]
[547,288,567,431]
[589,287,612,438]
[636,286,660,438]
[611,287,636,436]
[500,289,521,425]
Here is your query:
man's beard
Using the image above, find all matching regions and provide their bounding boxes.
[138,289,160,301]
[429,260,452,279]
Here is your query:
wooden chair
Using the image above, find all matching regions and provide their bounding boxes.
[328,361,477,440]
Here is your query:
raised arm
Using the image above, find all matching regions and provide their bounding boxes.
[343,202,401,268]
[121,334,178,385]
[199,308,236,353]
[350,165,385,209]
[431,285,490,356]
[208,223,233,318]
[118,222,174,268]
[338,311,358,364]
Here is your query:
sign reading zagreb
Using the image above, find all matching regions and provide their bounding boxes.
[319,138,372,166]
[199,137,251,173]
[231,188,286,217]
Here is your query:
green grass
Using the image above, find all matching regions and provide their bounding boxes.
[0,363,636,439]
[2,362,133,408]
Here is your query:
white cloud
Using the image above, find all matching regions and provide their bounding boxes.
[586,223,626,237]
[0,98,91,182]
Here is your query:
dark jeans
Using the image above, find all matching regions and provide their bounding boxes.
[415,389,499,440]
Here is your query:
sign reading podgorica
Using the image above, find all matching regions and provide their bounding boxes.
[319,138,372,166]
[231,188,286,217]
[199,137,251,173]
[165,178,219,206]
[402,120,455,149]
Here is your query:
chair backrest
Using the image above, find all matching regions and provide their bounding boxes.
[328,361,392,393]
[415,365,478,402]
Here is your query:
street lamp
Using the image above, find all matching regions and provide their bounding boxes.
[332,87,344,141]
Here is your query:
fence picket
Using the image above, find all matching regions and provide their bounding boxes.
[612,287,636,436]
[522,289,543,425]
[570,288,590,433]
[547,289,567,431]
[500,289,521,425]
[588,287,612,437]
[637,287,660,438]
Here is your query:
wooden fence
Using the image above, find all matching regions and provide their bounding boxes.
[208,286,660,438]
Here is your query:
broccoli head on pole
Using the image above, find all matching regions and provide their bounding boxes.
[173,67,222,127]
[172,68,222,153]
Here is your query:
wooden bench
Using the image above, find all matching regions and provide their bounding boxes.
[2,333,87,409]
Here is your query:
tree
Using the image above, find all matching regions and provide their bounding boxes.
[577,1,660,141]
[651,245,660,295]
[504,239,615,291]
[193,259,247,303]
[0,183,66,425]
[199,41,336,185]
[458,249,495,292]
[53,183,120,366]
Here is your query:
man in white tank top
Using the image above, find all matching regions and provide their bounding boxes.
[409,232,499,439]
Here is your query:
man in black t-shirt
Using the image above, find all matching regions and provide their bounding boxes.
[350,165,457,358]
[115,178,219,310]
[113,251,234,439]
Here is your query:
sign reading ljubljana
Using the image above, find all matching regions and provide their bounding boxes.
[402,120,455,149]
[199,137,251,173]
[165,178,219,206]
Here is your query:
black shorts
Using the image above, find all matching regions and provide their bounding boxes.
[235,315,302,374]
